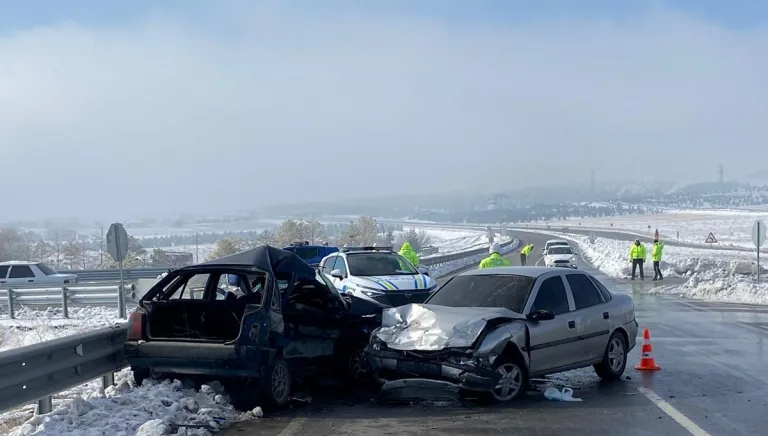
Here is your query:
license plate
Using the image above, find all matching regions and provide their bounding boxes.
[397,360,442,376]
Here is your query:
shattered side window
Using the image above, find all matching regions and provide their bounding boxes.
[168,273,212,300]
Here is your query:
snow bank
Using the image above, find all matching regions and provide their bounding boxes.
[7,369,261,436]
[534,230,768,305]
[428,237,518,278]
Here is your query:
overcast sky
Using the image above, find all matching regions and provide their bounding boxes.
[2,0,767,221]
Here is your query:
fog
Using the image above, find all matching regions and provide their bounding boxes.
[1,1,767,221]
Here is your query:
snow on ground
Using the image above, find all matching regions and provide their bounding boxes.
[0,307,126,352]
[412,228,490,254]
[539,209,768,248]
[6,368,262,436]
[533,230,768,305]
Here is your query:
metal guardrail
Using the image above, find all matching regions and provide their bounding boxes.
[67,268,169,282]
[0,284,135,319]
[62,241,515,281]
[0,325,128,415]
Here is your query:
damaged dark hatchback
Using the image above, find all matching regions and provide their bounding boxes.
[365,267,638,402]
[125,246,383,408]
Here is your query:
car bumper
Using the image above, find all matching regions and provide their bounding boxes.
[364,347,501,393]
[125,341,274,378]
[546,263,578,269]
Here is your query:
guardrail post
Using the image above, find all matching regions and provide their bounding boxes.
[117,285,127,319]
[36,396,53,415]
[61,287,69,319]
[7,289,15,319]
[101,372,115,390]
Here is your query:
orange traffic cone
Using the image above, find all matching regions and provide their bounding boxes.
[634,328,661,371]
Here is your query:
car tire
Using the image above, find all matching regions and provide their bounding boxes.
[594,331,628,380]
[260,357,292,408]
[346,347,373,383]
[132,367,150,387]
[480,354,528,402]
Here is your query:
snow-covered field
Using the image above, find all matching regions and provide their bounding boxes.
[545,209,768,248]
[535,230,768,306]
[406,228,490,254]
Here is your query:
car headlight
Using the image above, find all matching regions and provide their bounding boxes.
[370,329,385,350]
[570,256,577,262]
[359,285,385,297]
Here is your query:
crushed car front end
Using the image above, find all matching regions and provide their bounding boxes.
[364,303,529,397]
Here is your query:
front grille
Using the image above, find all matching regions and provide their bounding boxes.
[554,260,570,264]
[373,290,432,307]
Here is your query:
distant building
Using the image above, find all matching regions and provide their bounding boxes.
[151,250,194,268]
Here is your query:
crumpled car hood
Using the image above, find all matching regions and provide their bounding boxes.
[374,303,526,351]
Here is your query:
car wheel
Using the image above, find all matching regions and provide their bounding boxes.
[487,355,528,402]
[594,331,628,380]
[132,367,150,387]
[261,357,292,407]
[348,348,373,382]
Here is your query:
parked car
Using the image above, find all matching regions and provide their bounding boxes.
[542,239,570,254]
[0,261,77,287]
[365,267,638,402]
[124,246,383,409]
[543,245,579,269]
[282,241,339,266]
[319,246,437,308]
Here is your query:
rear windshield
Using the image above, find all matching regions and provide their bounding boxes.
[547,246,573,255]
[426,274,535,313]
[36,263,59,275]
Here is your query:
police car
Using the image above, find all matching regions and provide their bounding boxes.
[319,246,437,307]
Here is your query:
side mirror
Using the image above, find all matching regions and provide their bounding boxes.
[527,310,555,322]
[417,266,430,277]
[572,252,579,256]
[331,269,345,280]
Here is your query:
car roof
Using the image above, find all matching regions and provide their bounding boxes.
[459,266,588,278]
[545,239,569,244]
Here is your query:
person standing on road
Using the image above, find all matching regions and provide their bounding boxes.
[651,239,664,281]
[519,243,533,266]
[628,239,647,280]
[398,242,419,267]
[479,243,511,269]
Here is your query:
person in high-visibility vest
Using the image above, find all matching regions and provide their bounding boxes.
[651,239,664,281]
[628,239,647,280]
[478,243,511,269]
[520,243,534,266]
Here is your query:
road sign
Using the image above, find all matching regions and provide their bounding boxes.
[704,233,717,244]
[589,232,596,244]
[654,229,659,240]
[752,220,766,248]
[106,222,129,263]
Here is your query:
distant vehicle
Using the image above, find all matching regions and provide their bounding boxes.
[543,245,579,269]
[366,267,637,402]
[319,246,436,307]
[282,241,339,266]
[125,246,382,409]
[542,239,570,253]
[0,261,77,287]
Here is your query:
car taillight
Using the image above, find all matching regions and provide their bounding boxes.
[127,312,145,341]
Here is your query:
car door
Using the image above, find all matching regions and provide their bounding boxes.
[7,265,37,286]
[0,265,9,286]
[564,272,611,362]
[524,274,580,375]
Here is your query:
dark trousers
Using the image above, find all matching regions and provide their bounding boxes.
[653,261,663,280]
[631,259,644,279]
[520,253,527,266]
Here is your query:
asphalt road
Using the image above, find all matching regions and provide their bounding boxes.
[221,231,768,436]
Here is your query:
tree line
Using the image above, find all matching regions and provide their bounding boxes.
[0,217,433,268]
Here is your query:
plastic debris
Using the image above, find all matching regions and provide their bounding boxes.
[543,387,583,402]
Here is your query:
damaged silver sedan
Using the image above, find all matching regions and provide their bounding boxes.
[365,267,639,402]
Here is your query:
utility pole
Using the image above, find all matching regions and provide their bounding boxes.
[719,164,724,184]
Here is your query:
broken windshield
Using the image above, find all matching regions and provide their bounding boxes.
[426,274,535,313]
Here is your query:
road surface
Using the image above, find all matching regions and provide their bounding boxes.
[221,230,768,436]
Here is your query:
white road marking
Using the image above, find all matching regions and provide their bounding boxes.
[277,417,307,436]
[637,387,711,436]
